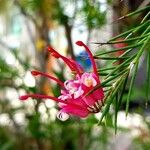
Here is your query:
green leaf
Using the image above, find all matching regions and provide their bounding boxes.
[114,93,119,134]
[135,34,150,62]
[95,56,129,60]
[101,69,129,87]
[105,55,135,79]
[98,72,115,76]
[89,56,134,96]
[118,74,129,107]
[117,5,150,20]
[109,20,150,41]
[146,50,150,106]
[141,11,150,23]
[98,76,125,125]
[95,43,142,56]
[93,32,150,45]
[114,73,128,133]
[125,62,138,117]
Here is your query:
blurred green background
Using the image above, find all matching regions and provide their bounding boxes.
[0,0,150,150]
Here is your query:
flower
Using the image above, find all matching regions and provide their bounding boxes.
[19,41,104,121]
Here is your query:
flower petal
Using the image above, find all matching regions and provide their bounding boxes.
[62,105,89,118]
[67,98,87,108]
[92,88,104,100]
[82,95,96,106]
[57,111,69,121]
[74,87,84,99]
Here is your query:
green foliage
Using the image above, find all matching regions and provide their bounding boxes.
[93,6,150,130]
[21,0,43,11]
[81,0,106,29]
[146,50,150,104]
[0,127,14,150]
[0,0,12,14]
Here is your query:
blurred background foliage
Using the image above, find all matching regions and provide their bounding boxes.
[0,0,150,150]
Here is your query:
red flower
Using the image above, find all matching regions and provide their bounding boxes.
[20,41,104,121]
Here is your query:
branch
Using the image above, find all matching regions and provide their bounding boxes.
[0,40,12,50]
[13,0,39,29]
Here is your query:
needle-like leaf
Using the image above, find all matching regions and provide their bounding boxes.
[146,51,150,106]
[98,76,126,125]
[116,6,150,21]
[125,63,138,117]
[95,43,142,56]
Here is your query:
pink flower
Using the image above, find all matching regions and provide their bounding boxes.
[19,41,104,121]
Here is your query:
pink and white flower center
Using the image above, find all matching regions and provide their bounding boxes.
[58,72,98,101]
[64,80,84,99]
[81,73,97,87]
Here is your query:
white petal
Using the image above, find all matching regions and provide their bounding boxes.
[58,102,67,108]
[74,89,84,99]
[92,78,97,86]
[57,111,69,121]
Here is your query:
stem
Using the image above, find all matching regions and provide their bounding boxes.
[64,23,75,59]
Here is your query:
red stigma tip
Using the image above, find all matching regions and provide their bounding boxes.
[31,71,39,76]
[47,46,56,53]
[47,46,52,51]
[76,41,84,46]
[19,95,29,100]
